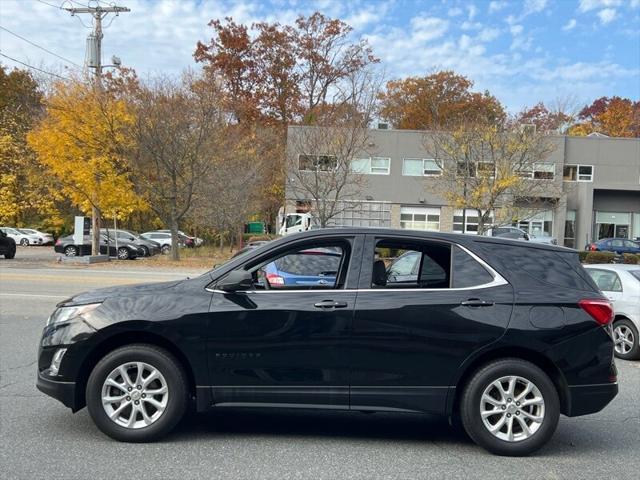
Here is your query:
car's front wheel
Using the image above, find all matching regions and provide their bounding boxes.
[20,238,29,246]
[460,358,559,456]
[86,344,188,442]
[161,244,171,255]
[4,248,15,259]
[64,245,77,257]
[117,247,130,260]
[613,319,640,360]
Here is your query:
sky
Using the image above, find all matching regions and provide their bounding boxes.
[0,0,639,112]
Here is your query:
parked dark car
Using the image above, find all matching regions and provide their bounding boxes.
[0,228,16,258]
[101,229,161,257]
[54,234,143,260]
[586,238,640,254]
[37,228,617,456]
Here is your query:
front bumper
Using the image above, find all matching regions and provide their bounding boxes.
[36,371,79,411]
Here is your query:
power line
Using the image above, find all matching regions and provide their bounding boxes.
[0,25,82,68]
[36,0,63,9]
[0,51,68,79]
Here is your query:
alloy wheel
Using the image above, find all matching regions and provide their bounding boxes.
[614,325,635,355]
[480,375,545,442]
[101,362,169,429]
[117,247,129,260]
[20,238,29,246]
[64,246,77,256]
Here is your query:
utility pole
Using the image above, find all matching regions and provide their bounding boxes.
[63,4,130,256]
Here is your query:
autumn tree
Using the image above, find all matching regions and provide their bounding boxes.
[513,101,574,134]
[568,96,640,138]
[379,71,505,130]
[428,123,561,234]
[27,77,143,254]
[129,72,224,260]
[195,12,380,229]
[0,66,64,230]
[286,69,381,227]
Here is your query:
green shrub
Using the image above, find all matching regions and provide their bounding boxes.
[578,251,589,263]
[622,253,639,264]
[584,251,616,264]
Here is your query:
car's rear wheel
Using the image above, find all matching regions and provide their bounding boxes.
[20,238,29,246]
[64,245,77,257]
[613,319,640,360]
[161,244,171,254]
[460,358,559,456]
[117,247,130,260]
[86,344,188,442]
[4,248,15,259]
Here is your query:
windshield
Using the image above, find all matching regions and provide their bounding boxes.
[18,229,33,234]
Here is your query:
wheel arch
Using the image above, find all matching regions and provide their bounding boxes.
[448,346,570,420]
[73,330,196,412]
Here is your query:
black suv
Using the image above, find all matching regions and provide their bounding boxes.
[37,228,617,456]
[0,228,16,258]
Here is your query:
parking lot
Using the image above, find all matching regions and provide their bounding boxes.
[1,257,639,480]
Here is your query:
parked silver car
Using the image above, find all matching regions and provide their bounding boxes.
[18,228,54,245]
[0,227,43,246]
[485,226,558,245]
[585,264,640,360]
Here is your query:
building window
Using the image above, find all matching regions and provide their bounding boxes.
[519,163,555,180]
[350,157,390,175]
[564,210,576,248]
[453,209,493,235]
[595,211,631,239]
[515,210,554,238]
[563,164,593,182]
[457,161,476,178]
[400,206,440,231]
[402,158,442,177]
[299,154,337,172]
[456,161,495,178]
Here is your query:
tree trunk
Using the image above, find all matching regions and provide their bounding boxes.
[170,214,180,261]
[91,206,101,256]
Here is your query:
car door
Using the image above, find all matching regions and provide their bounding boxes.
[205,234,363,409]
[349,234,514,415]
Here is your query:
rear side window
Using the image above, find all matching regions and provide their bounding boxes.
[452,246,494,288]
[587,269,622,292]
[485,244,597,291]
[274,249,342,276]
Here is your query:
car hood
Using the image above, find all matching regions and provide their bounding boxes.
[58,279,186,306]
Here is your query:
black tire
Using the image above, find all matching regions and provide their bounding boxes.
[5,248,16,259]
[117,247,130,260]
[161,244,171,255]
[64,245,77,257]
[20,238,29,246]
[141,246,150,257]
[460,358,560,456]
[86,344,188,442]
[613,318,640,360]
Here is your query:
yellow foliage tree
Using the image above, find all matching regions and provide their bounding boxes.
[429,123,561,233]
[27,78,145,254]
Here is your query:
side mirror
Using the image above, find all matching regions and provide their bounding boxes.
[524,233,530,241]
[217,269,253,292]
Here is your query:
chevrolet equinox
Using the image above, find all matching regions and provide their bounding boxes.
[37,228,618,456]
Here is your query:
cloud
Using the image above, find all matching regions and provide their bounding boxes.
[448,7,463,17]
[562,18,577,31]
[467,4,478,20]
[598,8,617,23]
[488,1,508,13]
[478,27,501,42]
[510,24,524,35]
[523,0,548,16]
[410,16,449,42]
[579,0,621,13]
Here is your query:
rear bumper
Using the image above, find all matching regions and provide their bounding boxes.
[36,371,79,411]
[565,382,618,417]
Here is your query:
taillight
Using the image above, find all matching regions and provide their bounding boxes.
[590,244,597,251]
[579,299,614,326]
[55,239,62,246]
[266,273,285,286]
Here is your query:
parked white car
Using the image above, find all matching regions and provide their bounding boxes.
[0,227,43,246]
[585,264,640,360]
[18,228,54,245]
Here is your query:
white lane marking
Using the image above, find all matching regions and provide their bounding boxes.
[0,293,66,299]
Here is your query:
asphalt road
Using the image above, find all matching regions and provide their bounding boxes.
[1,259,639,479]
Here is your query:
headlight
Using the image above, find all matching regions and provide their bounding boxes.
[46,303,101,327]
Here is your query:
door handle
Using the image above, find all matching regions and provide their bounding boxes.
[314,300,348,310]
[461,299,494,307]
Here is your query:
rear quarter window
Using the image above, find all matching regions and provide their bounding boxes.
[452,246,494,288]
[482,243,597,291]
